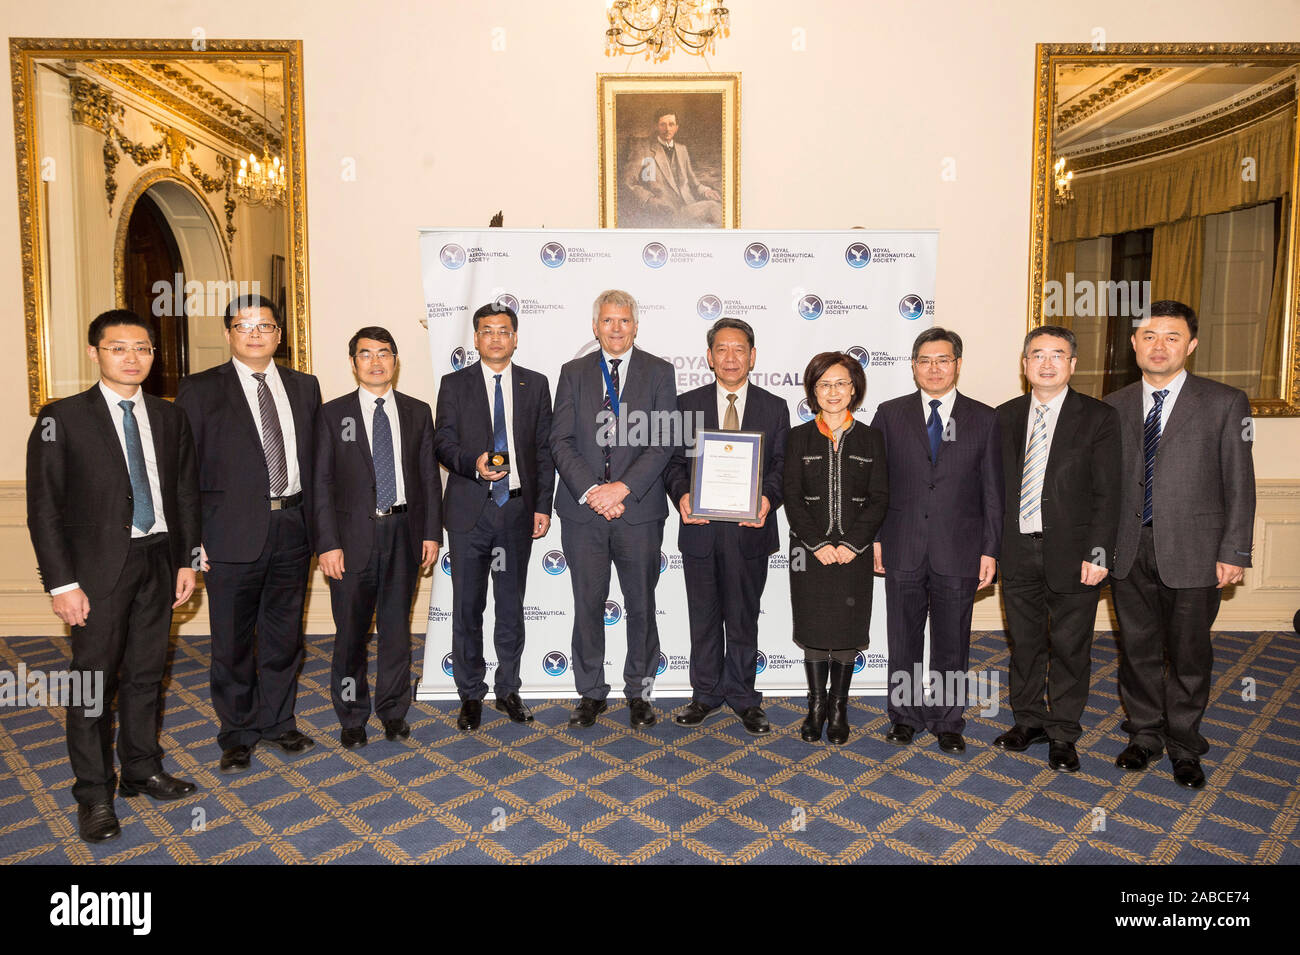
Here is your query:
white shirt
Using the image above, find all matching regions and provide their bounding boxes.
[716,380,748,430]
[919,388,957,433]
[231,358,301,496]
[479,361,520,492]
[1018,387,1069,534]
[358,387,406,507]
[1142,369,1187,434]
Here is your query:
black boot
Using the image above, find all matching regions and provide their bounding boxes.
[827,660,854,745]
[800,660,830,742]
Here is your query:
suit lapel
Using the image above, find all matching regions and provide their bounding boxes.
[510,371,529,467]
[1158,373,1198,449]
[906,390,933,462]
[350,391,373,474]
[1008,394,1030,473]
[220,362,263,451]
[654,143,681,197]
[86,387,130,483]
[142,394,171,495]
[281,369,312,469]
[1046,389,1079,481]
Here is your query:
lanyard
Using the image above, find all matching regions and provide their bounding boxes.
[599,353,621,418]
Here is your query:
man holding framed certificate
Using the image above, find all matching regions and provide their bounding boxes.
[666,318,788,735]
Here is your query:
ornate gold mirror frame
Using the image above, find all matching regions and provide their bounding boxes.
[1027,43,1300,415]
[11,38,310,415]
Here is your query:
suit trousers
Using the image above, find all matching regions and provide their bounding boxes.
[1110,525,1220,760]
[1001,535,1101,742]
[328,513,417,727]
[885,555,978,734]
[449,495,531,701]
[204,505,311,749]
[682,523,767,711]
[561,515,665,701]
[67,533,171,805]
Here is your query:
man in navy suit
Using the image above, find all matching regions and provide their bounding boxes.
[551,289,677,728]
[314,327,442,747]
[175,294,321,773]
[665,318,787,735]
[871,327,1003,753]
[434,303,554,731]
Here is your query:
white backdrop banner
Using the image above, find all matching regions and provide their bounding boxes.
[417,228,937,700]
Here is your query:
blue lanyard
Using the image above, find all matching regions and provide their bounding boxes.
[599,353,620,418]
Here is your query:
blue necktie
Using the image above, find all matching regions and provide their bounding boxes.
[602,358,621,482]
[927,398,943,462]
[1142,389,1168,526]
[373,396,396,511]
[119,400,155,533]
[492,374,509,507]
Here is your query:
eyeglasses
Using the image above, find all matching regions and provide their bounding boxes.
[814,379,853,393]
[1026,353,1069,365]
[230,322,279,335]
[914,357,956,369]
[355,349,394,362]
[98,345,154,357]
[477,328,515,339]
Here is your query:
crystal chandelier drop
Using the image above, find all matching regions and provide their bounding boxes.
[605,1,731,62]
[234,63,286,208]
[1053,156,1074,205]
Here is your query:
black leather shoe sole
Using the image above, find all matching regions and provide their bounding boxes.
[885,725,916,746]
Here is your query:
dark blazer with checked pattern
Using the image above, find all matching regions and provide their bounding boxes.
[1104,372,1255,587]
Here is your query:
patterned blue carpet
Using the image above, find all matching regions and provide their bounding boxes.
[1,627,1297,865]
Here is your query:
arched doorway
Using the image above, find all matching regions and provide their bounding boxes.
[124,192,187,396]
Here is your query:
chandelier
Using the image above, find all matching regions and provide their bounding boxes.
[234,63,286,208]
[605,1,731,61]
[1053,156,1074,205]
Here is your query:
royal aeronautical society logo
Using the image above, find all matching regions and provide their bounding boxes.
[540,241,567,268]
[797,293,824,320]
[494,292,520,314]
[450,346,478,371]
[744,242,770,269]
[755,650,768,675]
[656,651,669,676]
[697,294,724,320]
[796,398,815,422]
[541,550,567,575]
[845,242,872,268]
[441,653,455,677]
[603,600,623,626]
[543,650,569,677]
[659,551,668,574]
[440,552,453,576]
[439,243,466,270]
[642,242,668,269]
[853,651,866,674]
[846,345,870,369]
[899,294,926,320]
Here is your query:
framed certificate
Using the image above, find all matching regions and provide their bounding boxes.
[689,429,764,522]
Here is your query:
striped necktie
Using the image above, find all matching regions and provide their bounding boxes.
[252,372,288,496]
[1019,403,1049,524]
[1142,389,1168,526]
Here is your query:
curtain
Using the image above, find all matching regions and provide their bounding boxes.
[1260,194,1291,398]
[1150,216,1206,317]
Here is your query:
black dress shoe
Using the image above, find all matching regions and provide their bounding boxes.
[937,731,966,753]
[383,718,410,740]
[457,699,483,731]
[628,698,656,728]
[262,729,315,754]
[993,724,1048,752]
[494,693,535,723]
[672,701,721,727]
[78,801,121,843]
[1115,742,1158,771]
[885,722,916,745]
[1048,740,1080,773]
[737,706,771,736]
[119,772,198,800]
[1172,758,1206,789]
[340,726,368,749]
[569,697,608,728]
[219,745,253,774]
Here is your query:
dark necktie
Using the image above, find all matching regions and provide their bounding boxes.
[252,372,288,496]
[119,399,155,533]
[603,358,621,482]
[1142,389,1168,526]
[927,398,943,462]
[373,396,396,511]
[492,374,509,507]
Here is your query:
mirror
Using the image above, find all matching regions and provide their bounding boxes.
[11,38,310,414]
[1027,43,1300,414]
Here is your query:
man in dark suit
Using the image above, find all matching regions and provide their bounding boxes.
[665,318,787,735]
[175,293,321,772]
[26,310,201,843]
[1105,300,1255,789]
[551,289,677,728]
[314,327,442,748]
[434,303,554,731]
[871,327,1003,753]
[994,325,1120,772]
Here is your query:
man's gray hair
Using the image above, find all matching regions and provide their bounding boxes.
[592,289,639,324]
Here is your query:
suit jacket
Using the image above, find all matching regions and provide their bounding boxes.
[665,383,789,558]
[433,362,555,533]
[623,138,713,210]
[1104,372,1255,587]
[26,385,200,599]
[313,389,443,571]
[996,388,1121,593]
[551,346,676,525]
[175,360,321,562]
[870,390,1004,577]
